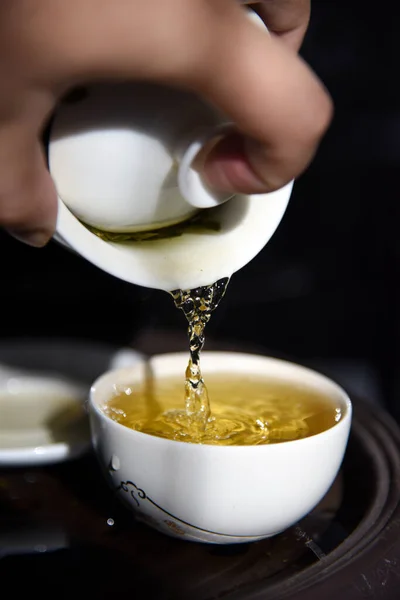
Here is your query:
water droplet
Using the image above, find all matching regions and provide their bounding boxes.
[111,455,120,470]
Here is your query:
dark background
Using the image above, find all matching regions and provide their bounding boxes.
[1,0,399,419]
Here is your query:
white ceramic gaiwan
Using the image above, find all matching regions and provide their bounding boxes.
[88,352,352,544]
[49,9,293,292]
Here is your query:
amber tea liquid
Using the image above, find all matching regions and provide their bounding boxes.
[102,276,342,445]
[103,372,342,446]
[90,221,341,445]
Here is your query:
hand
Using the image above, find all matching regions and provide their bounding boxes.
[0,0,332,247]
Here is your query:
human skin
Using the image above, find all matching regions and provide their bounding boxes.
[0,0,332,247]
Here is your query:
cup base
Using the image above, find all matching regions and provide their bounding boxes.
[134,511,278,545]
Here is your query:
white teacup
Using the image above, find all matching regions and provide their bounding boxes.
[88,352,352,544]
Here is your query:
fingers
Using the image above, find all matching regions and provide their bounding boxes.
[0,57,59,245]
[70,0,328,196]
[191,3,332,194]
[0,120,58,246]
[0,0,329,249]
[16,0,330,200]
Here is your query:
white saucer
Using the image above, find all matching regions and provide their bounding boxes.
[0,338,142,467]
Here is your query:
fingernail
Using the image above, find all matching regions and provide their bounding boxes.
[202,133,268,195]
[7,228,52,248]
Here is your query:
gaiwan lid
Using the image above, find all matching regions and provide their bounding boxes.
[49,83,235,234]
